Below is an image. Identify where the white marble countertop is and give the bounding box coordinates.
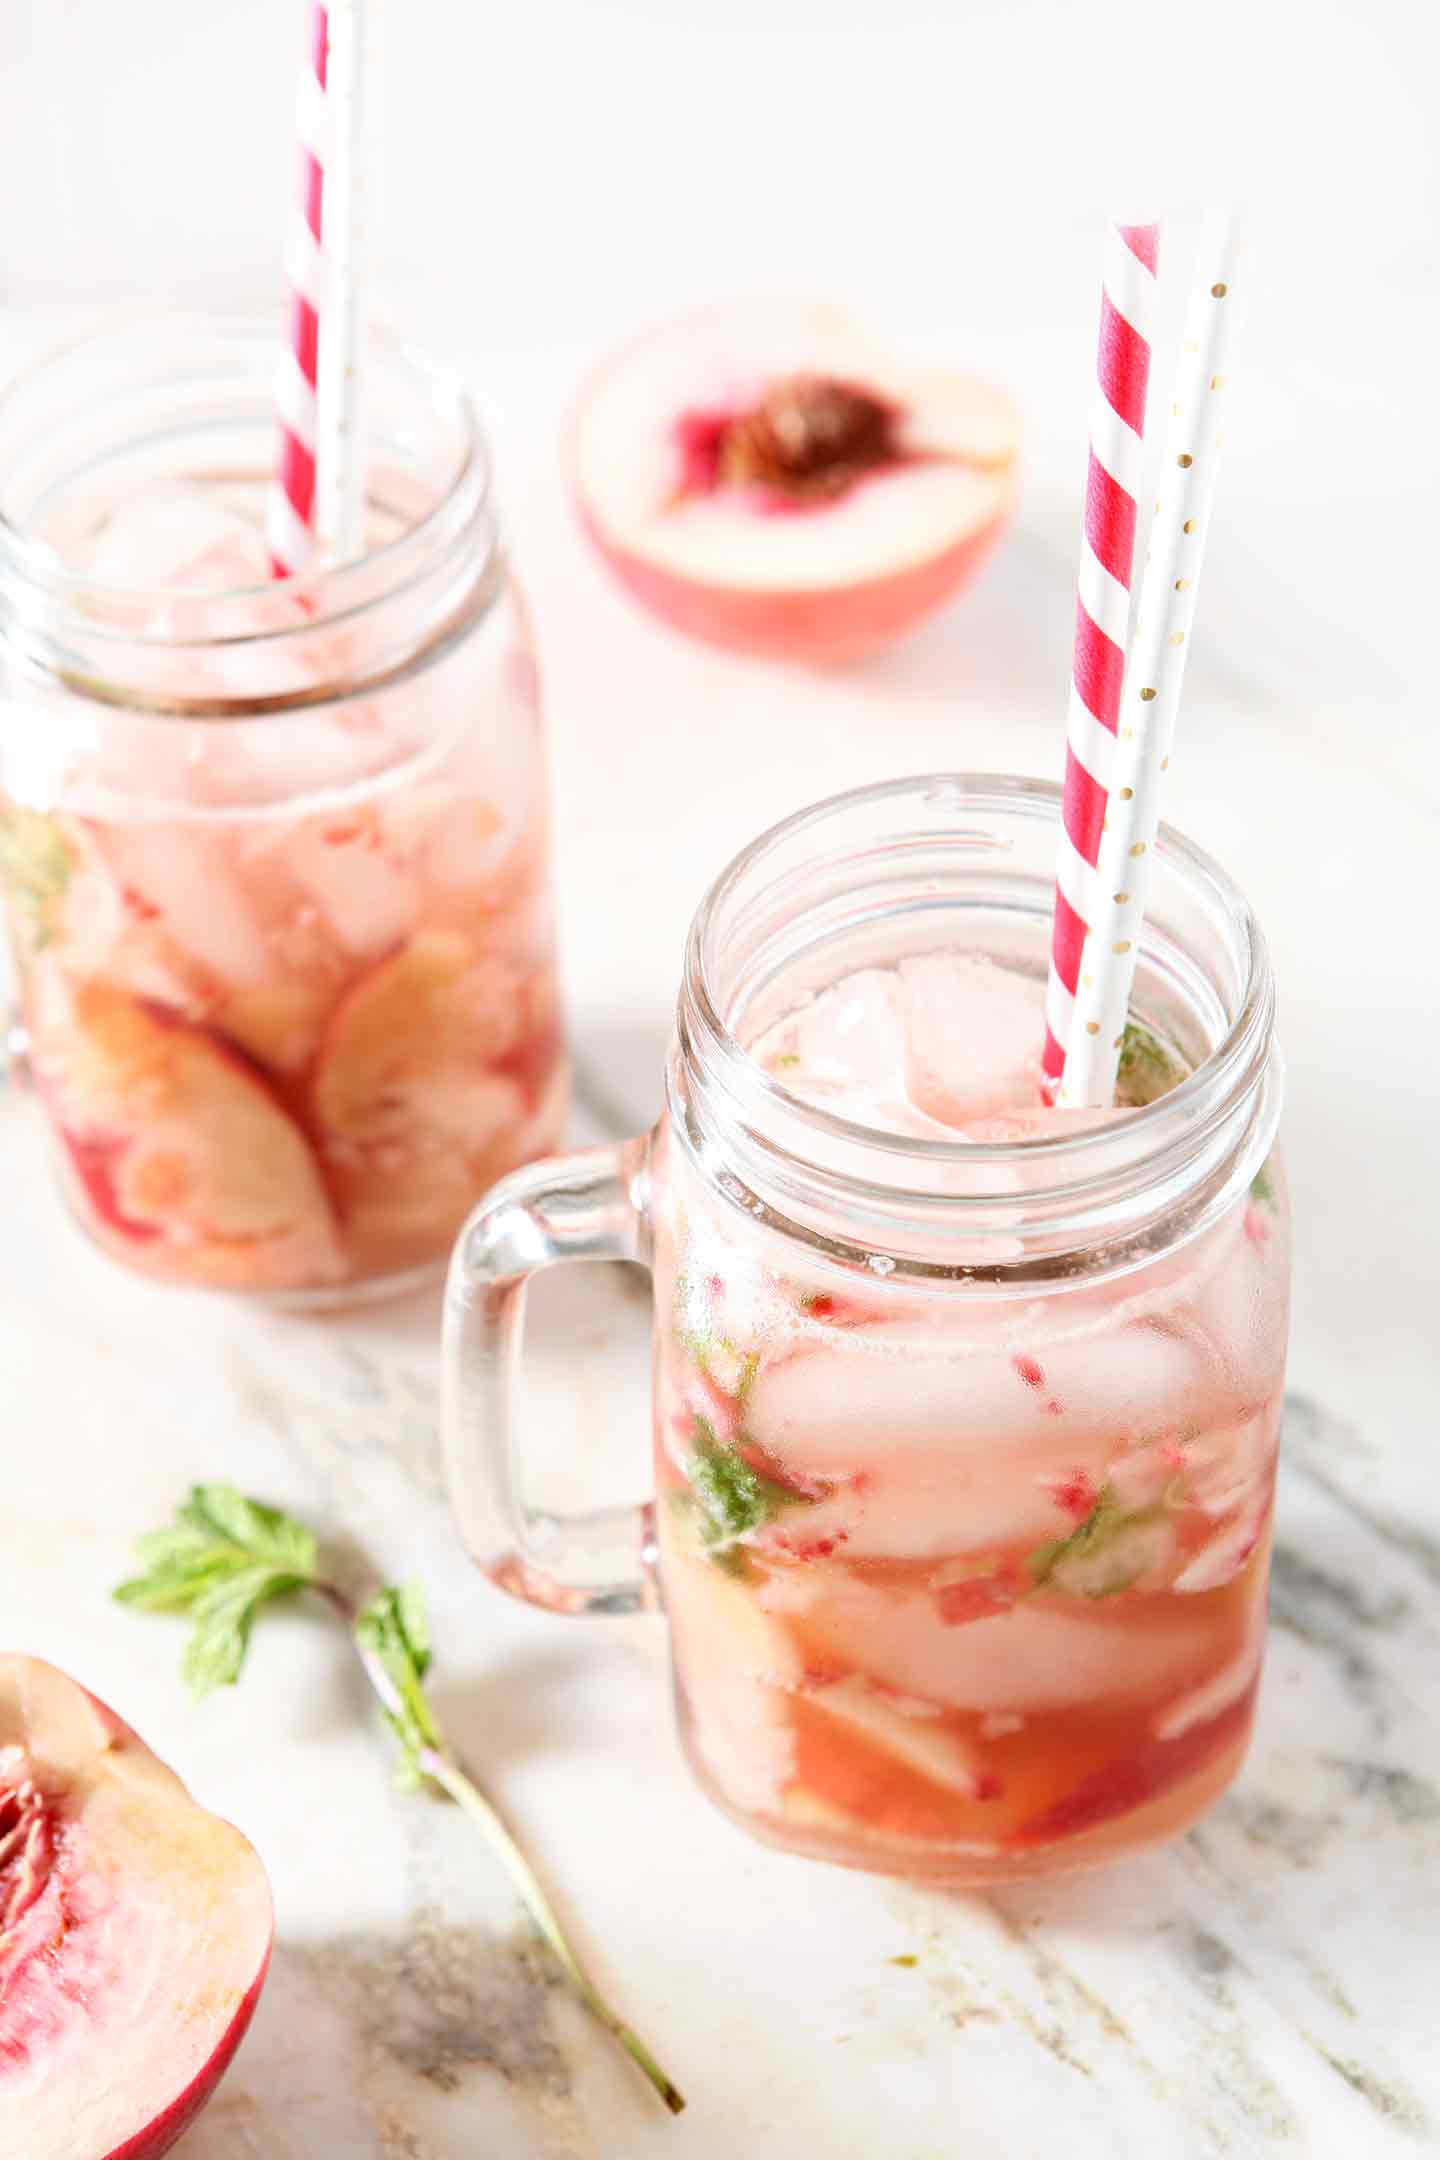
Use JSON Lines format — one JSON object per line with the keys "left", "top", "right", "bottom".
{"left": 3, "top": 7, "right": 1440, "bottom": 2145}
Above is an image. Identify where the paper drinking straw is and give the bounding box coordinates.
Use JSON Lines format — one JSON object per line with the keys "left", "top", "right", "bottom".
{"left": 1041, "top": 220, "right": 1160, "bottom": 1088}
{"left": 267, "top": 2, "right": 331, "bottom": 578}
{"left": 1056, "top": 211, "right": 1244, "bottom": 1106}
{"left": 314, "top": 0, "right": 373, "bottom": 562}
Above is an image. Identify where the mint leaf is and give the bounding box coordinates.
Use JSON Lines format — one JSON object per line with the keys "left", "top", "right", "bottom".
{"left": 1028, "top": 1485, "right": 1170, "bottom": 1598}
{"left": 181, "top": 1486, "right": 319, "bottom": 1574}
{"left": 1250, "top": 1160, "right": 1275, "bottom": 1207}
{"left": 684, "top": 1418, "right": 806, "bottom": 1565}
{"left": 114, "top": 1483, "right": 318, "bottom": 1696}
{"left": 0, "top": 804, "right": 74, "bottom": 948}
{"left": 1116, "top": 1022, "right": 1184, "bottom": 1107}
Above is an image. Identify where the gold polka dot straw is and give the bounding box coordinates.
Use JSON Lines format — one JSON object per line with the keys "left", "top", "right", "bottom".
{"left": 1057, "top": 211, "right": 1244, "bottom": 1108}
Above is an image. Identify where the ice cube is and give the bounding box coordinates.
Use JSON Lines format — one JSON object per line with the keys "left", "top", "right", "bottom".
{"left": 1182, "top": 1218, "right": 1287, "bottom": 1411}
{"left": 1032, "top": 1318, "right": 1217, "bottom": 1444}
{"left": 747, "top": 1313, "right": 1210, "bottom": 1476}
{"left": 797, "top": 1580, "right": 1216, "bottom": 1713}
{"left": 898, "top": 953, "right": 1046, "bottom": 1126}
{"left": 744, "top": 1310, "right": 1218, "bottom": 1558}
{"left": 747, "top": 968, "right": 918, "bottom": 1130}
{"left": 93, "top": 820, "right": 272, "bottom": 986}
{"left": 75, "top": 491, "right": 268, "bottom": 590}
{"left": 756, "top": 1464, "right": 1082, "bottom": 1560}
{"left": 267, "top": 821, "right": 417, "bottom": 960}
{"left": 59, "top": 832, "right": 203, "bottom": 1013}
{"left": 746, "top": 954, "right": 1056, "bottom": 1143}
{"left": 1180, "top": 1406, "right": 1271, "bottom": 1515}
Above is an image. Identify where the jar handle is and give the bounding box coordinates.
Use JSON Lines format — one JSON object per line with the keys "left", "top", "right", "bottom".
{"left": 442, "top": 1136, "right": 654, "bottom": 1616}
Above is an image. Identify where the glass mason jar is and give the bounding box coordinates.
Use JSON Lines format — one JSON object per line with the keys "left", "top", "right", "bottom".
{"left": 0, "top": 320, "right": 567, "bottom": 1300}
{"left": 444, "top": 776, "right": 1289, "bottom": 1884}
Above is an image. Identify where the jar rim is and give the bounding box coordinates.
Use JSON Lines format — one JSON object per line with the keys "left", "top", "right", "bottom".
{"left": 0, "top": 311, "right": 490, "bottom": 640}
{"left": 675, "top": 773, "right": 1277, "bottom": 1248}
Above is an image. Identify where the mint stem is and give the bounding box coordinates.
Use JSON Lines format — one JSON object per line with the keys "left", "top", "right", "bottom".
{"left": 313, "top": 1580, "right": 684, "bottom": 2114}
{"left": 421, "top": 1747, "right": 684, "bottom": 2113}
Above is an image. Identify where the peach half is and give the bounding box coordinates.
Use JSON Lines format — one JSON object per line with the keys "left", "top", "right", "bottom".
{"left": 572, "top": 300, "right": 1018, "bottom": 664}
{"left": 0, "top": 1654, "right": 272, "bottom": 2158}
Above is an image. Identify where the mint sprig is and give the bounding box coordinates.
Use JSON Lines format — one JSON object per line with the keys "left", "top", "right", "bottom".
{"left": 117, "top": 1486, "right": 684, "bottom": 2116}
{"left": 115, "top": 1487, "right": 318, "bottom": 1696}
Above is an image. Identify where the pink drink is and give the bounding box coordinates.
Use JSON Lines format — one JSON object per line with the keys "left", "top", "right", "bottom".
{"left": 0, "top": 326, "right": 567, "bottom": 1296}
{"left": 652, "top": 953, "right": 1287, "bottom": 1881}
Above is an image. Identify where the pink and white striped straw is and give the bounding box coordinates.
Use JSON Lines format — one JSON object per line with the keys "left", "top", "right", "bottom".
{"left": 1041, "top": 221, "right": 1160, "bottom": 1086}
{"left": 267, "top": 2, "right": 330, "bottom": 579}
{"left": 1058, "top": 212, "right": 1244, "bottom": 1106}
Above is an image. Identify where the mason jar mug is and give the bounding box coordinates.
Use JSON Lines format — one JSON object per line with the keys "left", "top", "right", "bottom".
{"left": 0, "top": 320, "right": 567, "bottom": 1299}
{"left": 444, "top": 776, "right": 1289, "bottom": 1884}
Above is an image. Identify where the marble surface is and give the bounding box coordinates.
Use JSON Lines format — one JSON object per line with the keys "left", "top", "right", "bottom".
{"left": 4, "top": 17, "right": 1440, "bottom": 2144}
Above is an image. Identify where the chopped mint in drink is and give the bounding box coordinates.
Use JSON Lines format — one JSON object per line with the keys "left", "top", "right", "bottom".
{"left": 0, "top": 805, "right": 74, "bottom": 948}
{"left": 673, "top": 1271, "right": 759, "bottom": 1400}
{"left": 1028, "top": 1485, "right": 1171, "bottom": 1598}
{"left": 695, "top": 1338, "right": 759, "bottom": 1403}
{"left": 672, "top": 1268, "right": 714, "bottom": 1360}
{"left": 684, "top": 1417, "right": 808, "bottom": 1567}
{"left": 1250, "top": 1160, "right": 1276, "bottom": 1207}
{"left": 773, "top": 1053, "right": 802, "bottom": 1071}
{"left": 1116, "top": 1022, "right": 1184, "bottom": 1107}
{"left": 730, "top": 1349, "right": 760, "bottom": 1402}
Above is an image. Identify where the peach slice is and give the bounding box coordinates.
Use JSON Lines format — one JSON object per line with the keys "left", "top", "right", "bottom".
{"left": 84, "top": 819, "right": 351, "bottom": 1075}
{"left": 573, "top": 299, "right": 1019, "bottom": 664}
{"left": 0, "top": 1654, "right": 272, "bottom": 2158}
{"left": 311, "top": 932, "right": 558, "bottom": 1253}
{"left": 29, "top": 974, "right": 344, "bottom": 1288}
{"left": 788, "top": 1680, "right": 1001, "bottom": 1846}
{"left": 1010, "top": 1678, "right": 1259, "bottom": 1846}
{"left": 662, "top": 1538, "right": 802, "bottom": 1815}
